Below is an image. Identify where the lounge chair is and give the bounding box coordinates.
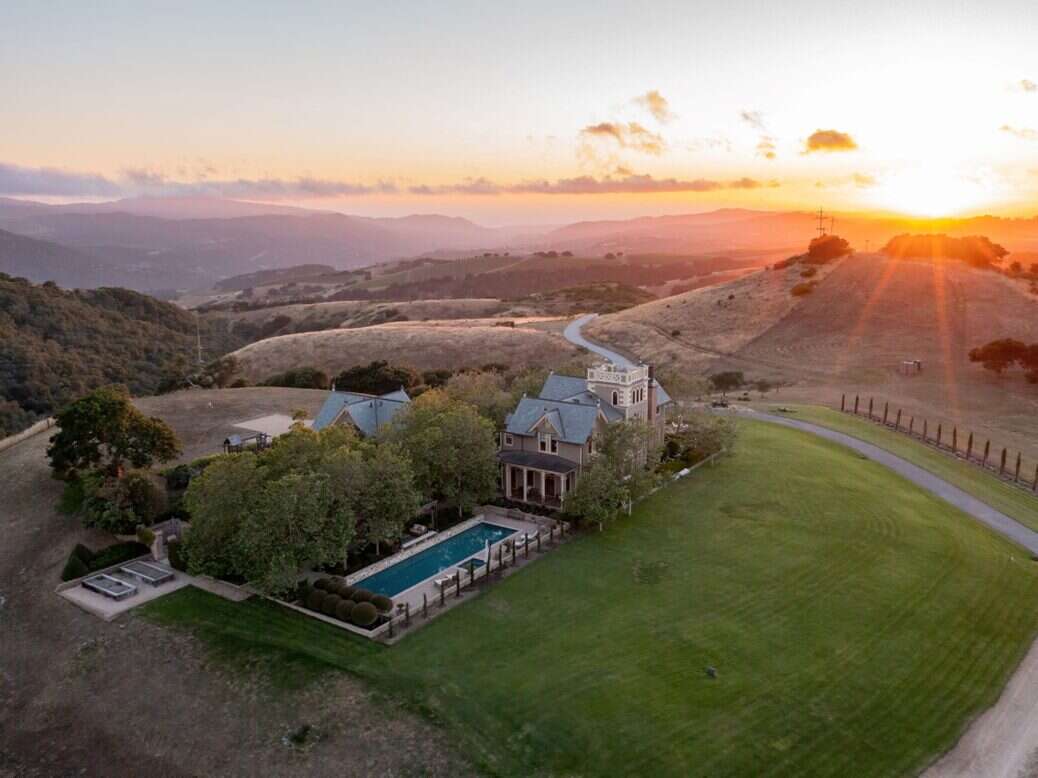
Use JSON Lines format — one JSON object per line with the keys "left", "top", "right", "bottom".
{"left": 82, "top": 574, "right": 137, "bottom": 601}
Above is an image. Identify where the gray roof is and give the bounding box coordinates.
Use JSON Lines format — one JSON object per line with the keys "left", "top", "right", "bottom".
{"left": 505, "top": 397, "right": 601, "bottom": 445}
{"left": 311, "top": 389, "right": 410, "bottom": 435}
{"left": 498, "top": 450, "right": 578, "bottom": 473}
{"left": 539, "top": 374, "right": 589, "bottom": 401}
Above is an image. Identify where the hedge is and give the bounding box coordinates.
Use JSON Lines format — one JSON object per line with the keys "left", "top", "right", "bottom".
{"left": 167, "top": 537, "right": 188, "bottom": 572}
{"left": 89, "top": 541, "right": 149, "bottom": 571}
{"left": 71, "top": 543, "right": 93, "bottom": 565}
{"left": 61, "top": 553, "right": 90, "bottom": 582}
{"left": 314, "top": 578, "right": 333, "bottom": 592}
{"left": 351, "top": 601, "right": 378, "bottom": 627}
{"left": 371, "top": 594, "right": 394, "bottom": 613}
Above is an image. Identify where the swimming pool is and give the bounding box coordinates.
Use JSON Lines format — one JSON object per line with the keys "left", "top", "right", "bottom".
{"left": 355, "top": 522, "right": 517, "bottom": 597}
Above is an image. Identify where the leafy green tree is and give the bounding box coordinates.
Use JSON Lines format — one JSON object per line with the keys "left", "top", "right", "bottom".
{"left": 563, "top": 460, "right": 627, "bottom": 531}
{"left": 596, "top": 420, "right": 660, "bottom": 500}
{"left": 386, "top": 390, "right": 498, "bottom": 520}
{"left": 445, "top": 370, "right": 514, "bottom": 425}
{"left": 968, "top": 338, "right": 1028, "bottom": 375}
{"left": 183, "top": 455, "right": 263, "bottom": 578}
{"left": 351, "top": 444, "right": 421, "bottom": 554}
{"left": 708, "top": 371, "right": 744, "bottom": 393}
{"left": 234, "top": 472, "right": 355, "bottom": 595}
{"left": 47, "top": 386, "right": 180, "bottom": 478}
{"left": 666, "top": 409, "right": 738, "bottom": 464}
{"left": 334, "top": 360, "right": 420, "bottom": 395}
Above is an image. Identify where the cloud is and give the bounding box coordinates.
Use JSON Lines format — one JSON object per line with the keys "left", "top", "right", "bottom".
{"left": 1000, "top": 124, "right": 1038, "bottom": 141}
{"left": 633, "top": 90, "right": 675, "bottom": 123}
{"left": 756, "top": 137, "right": 777, "bottom": 160}
{"left": 0, "top": 162, "right": 123, "bottom": 197}
{"left": 803, "top": 129, "right": 858, "bottom": 153}
{"left": 852, "top": 172, "right": 876, "bottom": 188}
{"left": 580, "top": 121, "right": 666, "bottom": 155}
{"left": 739, "top": 110, "right": 766, "bottom": 131}
{"left": 411, "top": 173, "right": 778, "bottom": 196}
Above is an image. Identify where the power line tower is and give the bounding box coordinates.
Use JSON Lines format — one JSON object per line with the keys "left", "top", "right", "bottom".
{"left": 829, "top": 215, "right": 835, "bottom": 235}
{"left": 816, "top": 208, "right": 827, "bottom": 238}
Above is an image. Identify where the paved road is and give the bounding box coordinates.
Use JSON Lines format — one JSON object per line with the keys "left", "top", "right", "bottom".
{"left": 563, "top": 314, "right": 637, "bottom": 367}
{"left": 744, "top": 409, "right": 1038, "bottom": 555}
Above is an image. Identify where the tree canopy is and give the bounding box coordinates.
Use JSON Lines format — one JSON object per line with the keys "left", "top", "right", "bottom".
{"left": 882, "top": 234, "right": 1008, "bottom": 269}
{"left": 969, "top": 338, "right": 1038, "bottom": 382}
{"left": 334, "top": 360, "right": 420, "bottom": 395}
{"left": 47, "top": 385, "right": 180, "bottom": 478}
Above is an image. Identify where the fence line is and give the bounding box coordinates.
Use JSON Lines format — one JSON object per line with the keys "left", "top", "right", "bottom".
{"left": 839, "top": 393, "right": 1038, "bottom": 496}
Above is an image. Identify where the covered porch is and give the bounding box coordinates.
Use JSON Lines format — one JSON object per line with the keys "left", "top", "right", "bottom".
{"left": 497, "top": 450, "right": 577, "bottom": 510}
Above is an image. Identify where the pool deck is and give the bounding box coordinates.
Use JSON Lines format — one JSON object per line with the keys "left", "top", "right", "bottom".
{"left": 338, "top": 513, "right": 544, "bottom": 612}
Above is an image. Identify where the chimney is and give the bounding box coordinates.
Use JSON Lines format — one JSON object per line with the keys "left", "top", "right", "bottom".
{"left": 646, "top": 365, "right": 657, "bottom": 422}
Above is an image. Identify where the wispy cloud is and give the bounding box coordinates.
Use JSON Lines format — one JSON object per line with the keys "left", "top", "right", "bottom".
{"left": 1000, "top": 124, "right": 1038, "bottom": 141}
{"left": 756, "top": 137, "right": 777, "bottom": 160}
{"left": 411, "top": 173, "right": 778, "bottom": 196}
{"left": 633, "top": 90, "right": 676, "bottom": 123}
{"left": 852, "top": 172, "right": 876, "bottom": 188}
{"left": 0, "top": 162, "right": 122, "bottom": 197}
{"left": 803, "top": 129, "right": 858, "bottom": 153}
{"left": 580, "top": 121, "right": 666, "bottom": 155}
{"left": 739, "top": 110, "right": 766, "bottom": 131}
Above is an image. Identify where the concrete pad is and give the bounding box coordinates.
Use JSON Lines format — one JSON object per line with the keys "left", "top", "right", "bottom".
{"left": 233, "top": 413, "right": 311, "bottom": 438}
{"left": 58, "top": 567, "right": 189, "bottom": 621}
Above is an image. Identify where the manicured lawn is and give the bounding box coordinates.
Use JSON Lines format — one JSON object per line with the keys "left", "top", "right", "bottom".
{"left": 142, "top": 421, "right": 1038, "bottom": 777}
{"left": 766, "top": 404, "right": 1038, "bottom": 533}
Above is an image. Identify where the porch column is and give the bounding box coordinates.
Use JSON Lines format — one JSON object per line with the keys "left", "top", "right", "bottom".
{"left": 540, "top": 470, "right": 545, "bottom": 500}
{"left": 505, "top": 465, "right": 512, "bottom": 499}
{"left": 522, "top": 467, "right": 528, "bottom": 502}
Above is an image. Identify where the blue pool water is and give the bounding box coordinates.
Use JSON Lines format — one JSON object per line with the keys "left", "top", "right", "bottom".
{"left": 356, "top": 522, "right": 516, "bottom": 597}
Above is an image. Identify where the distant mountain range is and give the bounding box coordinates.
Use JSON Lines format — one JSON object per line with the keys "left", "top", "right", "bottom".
{"left": 2, "top": 196, "right": 1038, "bottom": 294}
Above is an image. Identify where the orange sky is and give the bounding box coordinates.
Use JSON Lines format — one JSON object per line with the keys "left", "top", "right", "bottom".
{"left": 3, "top": 1, "right": 1038, "bottom": 223}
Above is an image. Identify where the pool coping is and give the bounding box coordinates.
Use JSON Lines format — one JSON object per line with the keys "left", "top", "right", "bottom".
{"left": 345, "top": 515, "right": 523, "bottom": 601}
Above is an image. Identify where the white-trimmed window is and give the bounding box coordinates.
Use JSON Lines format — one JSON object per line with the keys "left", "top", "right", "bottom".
{"left": 539, "top": 432, "right": 550, "bottom": 452}
{"left": 504, "top": 433, "right": 514, "bottom": 446}
{"left": 611, "top": 390, "right": 619, "bottom": 406}
{"left": 550, "top": 438, "right": 558, "bottom": 454}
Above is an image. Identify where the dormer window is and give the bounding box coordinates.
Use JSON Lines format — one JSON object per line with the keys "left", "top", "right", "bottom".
{"left": 550, "top": 438, "right": 558, "bottom": 454}
{"left": 539, "top": 432, "right": 552, "bottom": 452}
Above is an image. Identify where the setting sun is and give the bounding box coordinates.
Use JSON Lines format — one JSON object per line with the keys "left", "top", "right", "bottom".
{"left": 869, "top": 166, "right": 999, "bottom": 218}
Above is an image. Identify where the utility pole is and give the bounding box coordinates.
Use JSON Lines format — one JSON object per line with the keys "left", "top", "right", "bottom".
{"left": 816, "top": 208, "right": 827, "bottom": 238}
{"left": 195, "top": 312, "right": 204, "bottom": 366}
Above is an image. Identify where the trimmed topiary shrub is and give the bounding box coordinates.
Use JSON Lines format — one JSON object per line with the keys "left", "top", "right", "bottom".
{"left": 306, "top": 590, "right": 326, "bottom": 611}
{"left": 351, "top": 601, "right": 378, "bottom": 627}
{"left": 335, "top": 599, "right": 356, "bottom": 622}
{"left": 314, "top": 578, "right": 333, "bottom": 591}
{"left": 321, "top": 595, "right": 342, "bottom": 616}
{"left": 61, "top": 552, "right": 90, "bottom": 581}
{"left": 295, "top": 580, "right": 311, "bottom": 603}
{"left": 371, "top": 594, "right": 394, "bottom": 613}
{"left": 334, "top": 582, "right": 355, "bottom": 599}
{"left": 352, "top": 588, "right": 373, "bottom": 603}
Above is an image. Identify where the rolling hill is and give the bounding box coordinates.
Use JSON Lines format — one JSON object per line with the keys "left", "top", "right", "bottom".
{"left": 587, "top": 252, "right": 1038, "bottom": 459}
{"left": 226, "top": 319, "right": 585, "bottom": 382}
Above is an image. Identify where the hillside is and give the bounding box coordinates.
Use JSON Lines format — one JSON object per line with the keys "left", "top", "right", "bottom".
{"left": 0, "top": 228, "right": 128, "bottom": 288}
{"left": 588, "top": 252, "right": 1038, "bottom": 458}
{"left": 226, "top": 319, "right": 584, "bottom": 382}
{"left": 0, "top": 275, "right": 244, "bottom": 435}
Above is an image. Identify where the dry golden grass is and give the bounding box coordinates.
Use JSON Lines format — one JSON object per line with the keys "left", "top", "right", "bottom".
{"left": 228, "top": 319, "right": 584, "bottom": 381}
{"left": 588, "top": 253, "right": 1038, "bottom": 459}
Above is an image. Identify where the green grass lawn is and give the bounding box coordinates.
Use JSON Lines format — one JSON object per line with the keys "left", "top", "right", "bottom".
{"left": 763, "top": 404, "right": 1038, "bottom": 534}
{"left": 142, "top": 421, "right": 1038, "bottom": 777}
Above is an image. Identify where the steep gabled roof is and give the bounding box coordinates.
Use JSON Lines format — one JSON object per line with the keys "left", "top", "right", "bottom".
{"left": 311, "top": 389, "right": 410, "bottom": 435}
{"left": 505, "top": 397, "right": 601, "bottom": 445}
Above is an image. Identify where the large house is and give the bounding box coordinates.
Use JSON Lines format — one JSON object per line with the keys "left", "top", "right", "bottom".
{"left": 311, "top": 388, "right": 411, "bottom": 436}
{"left": 498, "top": 363, "right": 672, "bottom": 508}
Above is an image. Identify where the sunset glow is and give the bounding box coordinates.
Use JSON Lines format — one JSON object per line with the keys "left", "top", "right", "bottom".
{"left": 3, "top": 1, "right": 1038, "bottom": 222}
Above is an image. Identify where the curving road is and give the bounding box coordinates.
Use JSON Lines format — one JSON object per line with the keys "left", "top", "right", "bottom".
{"left": 563, "top": 314, "right": 637, "bottom": 367}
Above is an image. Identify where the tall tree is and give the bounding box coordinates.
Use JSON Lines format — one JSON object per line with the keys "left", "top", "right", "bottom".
{"left": 386, "top": 390, "right": 498, "bottom": 519}
{"left": 351, "top": 444, "right": 421, "bottom": 554}
{"left": 968, "top": 339, "right": 1027, "bottom": 375}
{"left": 235, "top": 472, "right": 355, "bottom": 595}
{"left": 47, "top": 385, "right": 180, "bottom": 478}
{"left": 563, "top": 460, "right": 627, "bottom": 531}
